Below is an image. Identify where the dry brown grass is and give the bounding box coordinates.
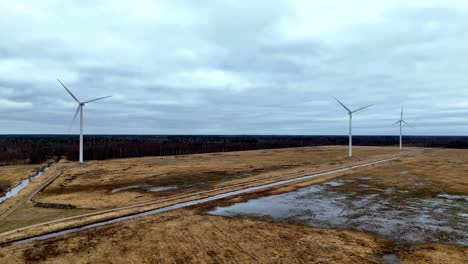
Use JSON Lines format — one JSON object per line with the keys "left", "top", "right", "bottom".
{"left": 0, "top": 148, "right": 466, "bottom": 263}
{"left": 333, "top": 148, "right": 468, "bottom": 197}
{"left": 0, "top": 202, "right": 98, "bottom": 234}
{"left": 1, "top": 210, "right": 464, "bottom": 264}
{"left": 0, "top": 146, "right": 407, "bottom": 240}
{"left": 398, "top": 243, "right": 468, "bottom": 264}
{"left": 0, "top": 161, "right": 66, "bottom": 223}
{"left": 0, "top": 164, "right": 43, "bottom": 196}
{"left": 35, "top": 146, "right": 403, "bottom": 208}
{"left": 0, "top": 209, "right": 391, "bottom": 264}
{"left": 217, "top": 148, "right": 468, "bottom": 203}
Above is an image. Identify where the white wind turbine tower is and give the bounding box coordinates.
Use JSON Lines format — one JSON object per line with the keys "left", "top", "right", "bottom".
{"left": 393, "top": 105, "right": 410, "bottom": 150}
{"left": 58, "top": 79, "right": 111, "bottom": 164}
{"left": 334, "top": 97, "right": 373, "bottom": 158}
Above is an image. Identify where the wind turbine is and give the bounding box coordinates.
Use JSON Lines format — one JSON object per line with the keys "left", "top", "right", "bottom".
{"left": 334, "top": 97, "right": 373, "bottom": 158}
{"left": 393, "top": 105, "right": 410, "bottom": 150}
{"left": 58, "top": 79, "right": 111, "bottom": 164}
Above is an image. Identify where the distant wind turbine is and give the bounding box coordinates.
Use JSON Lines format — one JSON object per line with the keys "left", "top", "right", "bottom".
{"left": 393, "top": 105, "right": 410, "bottom": 150}
{"left": 334, "top": 97, "right": 373, "bottom": 158}
{"left": 58, "top": 79, "right": 111, "bottom": 164}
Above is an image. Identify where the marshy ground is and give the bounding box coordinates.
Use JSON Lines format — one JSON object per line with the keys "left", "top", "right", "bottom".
{"left": 0, "top": 146, "right": 405, "bottom": 233}
{"left": 35, "top": 146, "right": 402, "bottom": 207}
{"left": 0, "top": 164, "right": 44, "bottom": 197}
{"left": 208, "top": 175, "right": 467, "bottom": 246}
{"left": 0, "top": 147, "right": 466, "bottom": 263}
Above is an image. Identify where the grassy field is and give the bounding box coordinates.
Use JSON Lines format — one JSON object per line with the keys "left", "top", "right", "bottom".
{"left": 0, "top": 203, "right": 98, "bottom": 234}
{"left": 0, "top": 209, "right": 392, "bottom": 263}
{"left": 1, "top": 147, "right": 466, "bottom": 263}
{"left": 0, "top": 209, "right": 465, "bottom": 264}
{"left": 205, "top": 148, "right": 466, "bottom": 202}
{"left": 34, "top": 146, "right": 403, "bottom": 209}
{"left": 195, "top": 148, "right": 468, "bottom": 262}
{"left": 0, "top": 146, "right": 406, "bottom": 235}
{"left": 335, "top": 148, "right": 468, "bottom": 196}
{"left": 0, "top": 164, "right": 43, "bottom": 196}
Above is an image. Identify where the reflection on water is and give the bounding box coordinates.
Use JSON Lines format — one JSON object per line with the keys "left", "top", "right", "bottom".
{"left": 382, "top": 253, "right": 401, "bottom": 264}
{"left": 111, "top": 184, "right": 177, "bottom": 193}
{"left": 0, "top": 165, "right": 52, "bottom": 204}
{"left": 208, "top": 180, "right": 468, "bottom": 246}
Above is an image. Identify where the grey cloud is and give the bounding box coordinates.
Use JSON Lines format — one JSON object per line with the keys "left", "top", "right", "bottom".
{"left": 0, "top": 1, "right": 467, "bottom": 135}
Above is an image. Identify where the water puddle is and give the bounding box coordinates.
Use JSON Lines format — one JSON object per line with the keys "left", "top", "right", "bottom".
{"left": 208, "top": 180, "right": 468, "bottom": 246}
{"left": 148, "top": 186, "right": 177, "bottom": 192}
{"left": 382, "top": 253, "right": 401, "bottom": 264}
{"left": 324, "top": 180, "right": 347, "bottom": 187}
{"left": 0, "top": 164, "right": 53, "bottom": 204}
{"left": 437, "top": 193, "right": 468, "bottom": 202}
{"left": 111, "top": 185, "right": 142, "bottom": 193}
{"left": 111, "top": 184, "right": 177, "bottom": 193}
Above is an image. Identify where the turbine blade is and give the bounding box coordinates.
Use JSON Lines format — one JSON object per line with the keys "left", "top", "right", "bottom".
{"left": 83, "top": 96, "right": 112, "bottom": 104}
{"left": 333, "top": 97, "right": 351, "bottom": 113}
{"left": 401, "top": 105, "right": 404, "bottom": 120}
{"left": 58, "top": 79, "right": 80, "bottom": 103}
{"left": 392, "top": 120, "right": 400, "bottom": 126}
{"left": 68, "top": 104, "right": 80, "bottom": 132}
{"left": 352, "top": 104, "right": 374, "bottom": 113}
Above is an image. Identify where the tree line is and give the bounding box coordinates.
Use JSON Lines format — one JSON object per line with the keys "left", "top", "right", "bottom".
{"left": 1, "top": 135, "right": 467, "bottom": 165}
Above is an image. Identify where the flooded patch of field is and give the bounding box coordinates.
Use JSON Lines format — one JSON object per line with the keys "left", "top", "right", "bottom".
{"left": 148, "top": 186, "right": 177, "bottom": 192}
{"left": 382, "top": 253, "right": 401, "bottom": 264}
{"left": 111, "top": 185, "right": 141, "bottom": 193}
{"left": 437, "top": 193, "right": 468, "bottom": 202}
{"left": 111, "top": 184, "right": 177, "bottom": 193}
{"left": 208, "top": 179, "right": 468, "bottom": 246}
{"left": 0, "top": 165, "right": 52, "bottom": 204}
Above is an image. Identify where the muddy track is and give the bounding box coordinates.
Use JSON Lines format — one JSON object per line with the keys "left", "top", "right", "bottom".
{"left": 0, "top": 150, "right": 426, "bottom": 247}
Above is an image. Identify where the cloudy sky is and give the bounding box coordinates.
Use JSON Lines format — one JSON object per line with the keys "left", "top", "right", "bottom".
{"left": 1, "top": 0, "right": 467, "bottom": 135}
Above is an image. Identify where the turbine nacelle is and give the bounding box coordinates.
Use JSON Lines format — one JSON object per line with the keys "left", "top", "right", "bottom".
{"left": 393, "top": 120, "right": 410, "bottom": 125}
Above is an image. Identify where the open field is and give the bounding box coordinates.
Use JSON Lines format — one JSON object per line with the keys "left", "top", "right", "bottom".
{"left": 336, "top": 148, "right": 468, "bottom": 196}
{"left": 0, "top": 203, "right": 98, "bottom": 234}
{"left": 207, "top": 163, "right": 467, "bottom": 245}
{"left": 201, "top": 148, "right": 468, "bottom": 262}
{"left": 0, "top": 147, "right": 466, "bottom": 263}
{"left": 0, "top": 146, "right": 410, "bottom": 237}
{"left": 0, "top": 164, "right": 44, "bottom": 196}
{"left": 199, "top": 148, "right": 467, "bottom": 203}
{"left": 0, "top": 209, "right": 465, "bottom": 264}
{"left": 34, "top": 146, "right": 405, "bottom": 209}
{"left": 0, "top": 162, "right": 68, "bottom": 230}
{"left": 0, "top": 209, "right": 396, "bottom": 263}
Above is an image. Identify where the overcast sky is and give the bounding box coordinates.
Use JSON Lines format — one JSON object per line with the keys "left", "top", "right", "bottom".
{"left": 1, "top": 0, "right": 467, "bottom": 135}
